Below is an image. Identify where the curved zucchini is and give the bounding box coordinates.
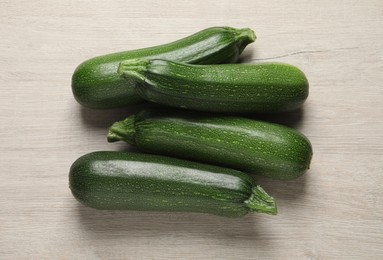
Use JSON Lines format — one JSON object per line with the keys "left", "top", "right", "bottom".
{"left": 108, "top": 110, "right": 313, "bottom": 180}
{"left": 118, "top": 59, "right": 308, "bottom": 113}
{"left": 72, "top": 27, "right": 256, "bottom": 108}
{"left": 69, "top": 151, "right": 276, "bottom": 217}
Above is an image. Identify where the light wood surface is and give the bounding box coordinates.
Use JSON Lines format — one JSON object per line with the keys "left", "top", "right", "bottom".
{"left": 1, "top": 1, "right": 383, "bottom": 259}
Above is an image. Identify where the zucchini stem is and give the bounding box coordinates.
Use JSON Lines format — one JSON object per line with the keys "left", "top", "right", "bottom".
{"left": 229, "top": 27, "right": 256, "bottom": 53}
{"left": 107, "top": 116, "right": 136, "bottom": 144}
{"left": 245, "top": 185, "right": 277, "bottom": 215}
{"left": 118, "top": 59, "right": 149, "bottom": 82}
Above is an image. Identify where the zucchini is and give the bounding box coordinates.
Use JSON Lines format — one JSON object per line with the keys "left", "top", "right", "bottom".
{"left": 69, "top": 151, "right": 276, "bottom": 217}
{"left": 118, "top": 59, "right": 309, "bottom": 113}
{"left": 72, "top": 27, "right": 256, "bottom": 108}
{"left": 108, "top": 110, "right": 313, "bottom": 180}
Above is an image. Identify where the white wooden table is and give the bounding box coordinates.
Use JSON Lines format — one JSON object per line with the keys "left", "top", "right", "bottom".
{"left": 1, "top": 1, "right": 383, "bottom": 259}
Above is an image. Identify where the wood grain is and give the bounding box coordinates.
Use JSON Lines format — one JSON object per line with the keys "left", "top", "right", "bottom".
{"left": 1, "top": 0, "right": 383, "bottom": 259}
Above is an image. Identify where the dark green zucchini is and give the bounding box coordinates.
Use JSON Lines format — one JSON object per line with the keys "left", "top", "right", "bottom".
{"left": 118, "top": 59, "right": 309, "bottom": 113}
{"left": 108, "top": 110, "right": 313, "bottom": 180}
{"left": 69, "top": 151, "right": 276, "bottom": 217}
{"left": 72, "top": 27, "right": 255, "bottom": 108}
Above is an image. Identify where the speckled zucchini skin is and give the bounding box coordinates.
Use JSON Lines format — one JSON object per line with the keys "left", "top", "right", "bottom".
{"left": 69, "top": 151, "right": 276, "bottom": 217}
{"left": 118, "top": 59, "right": 309, "bottom": 113}
{"left": 108, "top": 110, "right": 313, "bottom": 180}
{"left": 72, "top": 27, "right": 255, "bottom": 108}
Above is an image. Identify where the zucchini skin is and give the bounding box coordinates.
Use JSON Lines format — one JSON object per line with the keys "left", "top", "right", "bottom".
{"left": 108, "top": 110, "right": 313, "bottom": 180}
{"left": 118, "top": 59, "right": 309, "bottom": 113}
{"left": 72, "top": 27, "right": 255, "bottom": 108}
{"left": 69, "top": 151, "right": 276, "bottom": 217}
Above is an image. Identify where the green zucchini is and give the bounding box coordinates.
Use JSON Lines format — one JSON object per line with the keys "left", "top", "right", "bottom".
{"left": 118, "top": 59, "right": 309, "bottom": 113}
{"left": 72, "top": 27, "right": 256, "bottom": 108}
{"left": 69, "top": 151, "right": 276, "bottom": 217}
{"left": 108, "top": 110, "right": 313, "bottom": 180}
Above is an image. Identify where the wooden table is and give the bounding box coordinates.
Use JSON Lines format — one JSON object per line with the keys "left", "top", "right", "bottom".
{"left": 1, "top": 1, "right": 382, "bottom": 259}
